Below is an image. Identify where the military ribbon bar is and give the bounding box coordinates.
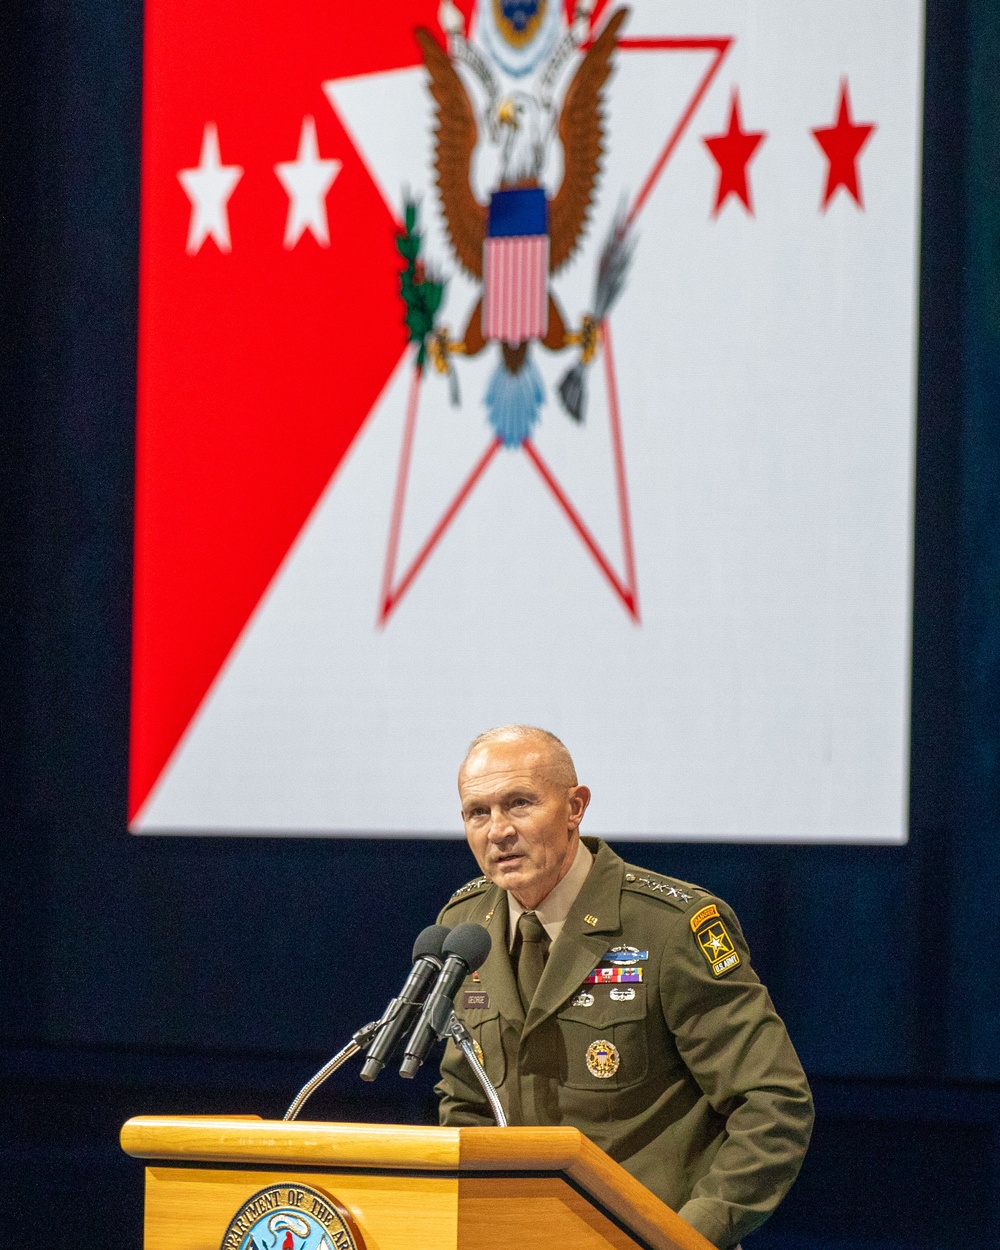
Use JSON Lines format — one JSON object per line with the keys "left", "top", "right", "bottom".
{"left": 584, "top": 967, "right": 644, "bottom": 984}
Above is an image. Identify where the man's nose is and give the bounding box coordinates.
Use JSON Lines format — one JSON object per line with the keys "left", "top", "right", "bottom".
{"left": 487, "top": 810, "right": 515, "bottom": 842}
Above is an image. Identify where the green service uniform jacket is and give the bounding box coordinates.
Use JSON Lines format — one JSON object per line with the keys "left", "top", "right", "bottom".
{"left": 435, "top": 838, "right": 814, "bottom": 1250}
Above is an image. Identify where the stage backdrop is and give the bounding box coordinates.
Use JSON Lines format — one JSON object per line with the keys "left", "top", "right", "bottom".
{"left": 130, "top": 0, "right": 924, "bottom": 840}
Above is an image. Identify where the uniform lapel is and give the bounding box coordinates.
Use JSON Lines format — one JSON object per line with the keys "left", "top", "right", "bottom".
{"left": 523, "top": 841, "right": 624, "bottom": 1037}
{"left": 477, "top": 890, "right": 524, "bottom": 1026}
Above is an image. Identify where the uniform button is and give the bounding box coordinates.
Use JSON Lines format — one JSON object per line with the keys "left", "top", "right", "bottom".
{"left": 625, "top": 873, "right": 636, "bottom": 882}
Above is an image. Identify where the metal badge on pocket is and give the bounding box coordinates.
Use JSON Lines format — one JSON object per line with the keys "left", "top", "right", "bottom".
{"left": 585, "top": 1039, "right": 620, "bottom": 1079}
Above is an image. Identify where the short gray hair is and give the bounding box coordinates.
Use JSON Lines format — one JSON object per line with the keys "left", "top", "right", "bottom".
{"left": 463, "top": 724, "right": 578, "bottom": 786}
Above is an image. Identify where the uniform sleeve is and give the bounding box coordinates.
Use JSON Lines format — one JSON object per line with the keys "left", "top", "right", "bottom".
{"left": 660, "top": 898, "right": 814, "bottom": 1250}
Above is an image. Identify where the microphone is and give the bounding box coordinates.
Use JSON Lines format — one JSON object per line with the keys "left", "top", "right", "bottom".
{"left": 359, "top": 924, "right": 451, "bottom": 1081}
{"left": 399, "top": 922, "right": 492, "bottom": 1079}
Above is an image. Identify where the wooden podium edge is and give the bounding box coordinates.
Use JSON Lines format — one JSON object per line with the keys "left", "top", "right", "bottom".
{"left": 121, "top": 1117, "right": 463, "bottom": 1169}
{"left": 458, "top": 1127, "right": 714, "bottom": 1250}
{"left": 121, "top": 1118, "right": 715, "bottom": 1250}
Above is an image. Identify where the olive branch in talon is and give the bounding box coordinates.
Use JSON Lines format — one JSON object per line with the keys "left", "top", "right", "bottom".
{"left": 396, "top": 196, "right": 461, "bottom": 404}
{"left": 558, "top": 206, "right": 637, "bottom": 423}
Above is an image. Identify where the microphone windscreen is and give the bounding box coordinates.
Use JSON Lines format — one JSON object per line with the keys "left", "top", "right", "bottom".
{"left": 442, "top": 922, "right": 491, "bottom": 972}
{"left": 412, "top": 924, "right": 451, "bottom": 963}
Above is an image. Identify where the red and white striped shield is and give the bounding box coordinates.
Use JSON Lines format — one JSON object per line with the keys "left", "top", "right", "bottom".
{"left": 482, "top": 187, "right": 549, "bottom": 342}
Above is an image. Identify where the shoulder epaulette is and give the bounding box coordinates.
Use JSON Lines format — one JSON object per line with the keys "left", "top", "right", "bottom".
{"left": 447, "top": 875, "right": 490, "bottom": 901}
{"left": 622, "top": 868, "right": 705, "bottom": 912}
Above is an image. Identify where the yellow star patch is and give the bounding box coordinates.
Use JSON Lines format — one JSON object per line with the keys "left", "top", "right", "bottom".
{"left": 696, "top": 920, "right": 741, "bottom": 977}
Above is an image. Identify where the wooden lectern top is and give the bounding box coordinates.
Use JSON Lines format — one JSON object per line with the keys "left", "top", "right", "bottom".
{"left": 122, "top": 1117, "right": 715, "bottom": 1250}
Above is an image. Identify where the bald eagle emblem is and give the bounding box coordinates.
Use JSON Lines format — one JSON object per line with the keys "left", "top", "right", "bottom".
{"left": 399, "top": 1, "right": 635, "bottom": 446}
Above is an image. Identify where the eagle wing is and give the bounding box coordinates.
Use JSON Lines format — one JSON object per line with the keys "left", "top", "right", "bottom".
{"left": 548, "top": 7, "right": 629, "bottom": 275}
{"left": 415, "top": 28, "right": 488, "bottom": 280}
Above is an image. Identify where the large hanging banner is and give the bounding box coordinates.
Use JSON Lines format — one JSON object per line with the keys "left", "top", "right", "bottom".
{"left": 131, "top": 0, "right": 923, "bottom": 840}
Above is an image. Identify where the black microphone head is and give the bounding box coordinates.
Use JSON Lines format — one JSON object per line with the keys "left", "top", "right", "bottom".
{"left": 442, "top": 922, "right": 491, "bottom": 973}
{"left": 412, "top": 924, "right": 450, "bottom": 962}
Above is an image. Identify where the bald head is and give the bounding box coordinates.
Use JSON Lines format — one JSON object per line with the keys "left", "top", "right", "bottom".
{"left": 461, "top": 725, "right": 578, "bottom": 789}
{"left": 458, "top": 726, "right": 591, "bottom": 908}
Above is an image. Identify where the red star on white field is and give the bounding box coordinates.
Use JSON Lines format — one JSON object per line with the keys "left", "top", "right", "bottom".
{"left": 344, "top": 33, "right": 738, "bottom": 627}
{"left": 703, "top": 88, "right": 766, "bottom": 216}
{"left": 812, "top": 79, "right": 877, "bottom": 210}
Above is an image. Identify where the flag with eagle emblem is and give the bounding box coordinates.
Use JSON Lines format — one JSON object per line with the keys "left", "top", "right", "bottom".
{"left": 130, "top": 0, "right": 924, "bottom": 842}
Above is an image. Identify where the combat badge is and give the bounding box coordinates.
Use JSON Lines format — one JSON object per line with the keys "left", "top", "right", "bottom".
{"left": 585, "top": 1039, "right": 620, "bottom": 1079}
{"left": 696, "top": 920, "right": 741, "bottom": 977}
{"left": 609, "top": 986, "right": 635, "bottom": 1001}
{"left": 602, "top": 945, "right": 649, "bottom": 965}
{"left": 220, "top": 1183, "right": 364, "bottom": 1250}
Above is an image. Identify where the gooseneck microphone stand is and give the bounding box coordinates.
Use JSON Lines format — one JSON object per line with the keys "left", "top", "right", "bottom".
{"left": 443, "top": 1013, "right": 507, "bottom": 1127}
{"left": 283, "top": 1018, "right": 381, "bottom": 1121}
{"left": 282, "top": 1014, "right": 508, "bottom": 1126}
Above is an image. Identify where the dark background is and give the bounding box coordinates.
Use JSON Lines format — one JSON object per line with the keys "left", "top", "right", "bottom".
{"left": 2, "top": 1, "right": 998, "bottom": 1247}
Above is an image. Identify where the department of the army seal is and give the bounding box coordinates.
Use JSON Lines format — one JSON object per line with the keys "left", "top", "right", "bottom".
{"left": 220, "top": 1182, "right": 365, "bottom": 1250}
{"left": 585, "top": 1039, "right": 620, "bottom": 1079}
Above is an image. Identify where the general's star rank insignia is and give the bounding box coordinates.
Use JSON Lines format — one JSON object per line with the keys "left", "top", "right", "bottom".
{"left": 696, "top": 919, "right": 741, "bottom": 977}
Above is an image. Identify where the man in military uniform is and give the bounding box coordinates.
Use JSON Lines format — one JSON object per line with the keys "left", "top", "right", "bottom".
{"left": 436, "top": 725, "right": 813, "bottom": 1250}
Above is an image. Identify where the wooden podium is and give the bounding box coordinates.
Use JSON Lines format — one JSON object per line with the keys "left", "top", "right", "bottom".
{"left": 121, "top": 1117, "right": 716, "bottom": 1250}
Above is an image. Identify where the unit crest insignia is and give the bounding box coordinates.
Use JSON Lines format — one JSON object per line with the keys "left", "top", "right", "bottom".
{"left": 585, "top": 1039, "right": 620, "bottom": 1078}
{"left": 220, "top": 1183, "right": 364, "bottom": 1250}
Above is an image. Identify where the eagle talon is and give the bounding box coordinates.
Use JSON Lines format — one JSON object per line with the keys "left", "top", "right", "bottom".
{"left": 567, "top": 315, "right": 600, "bottom": 364}
{"left": 427, "top": 327, "right": 455, "bottom": 373}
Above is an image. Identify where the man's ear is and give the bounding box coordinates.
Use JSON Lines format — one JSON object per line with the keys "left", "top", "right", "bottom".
{"left": 567, "top": 785, "right": 591, "bottom": 830}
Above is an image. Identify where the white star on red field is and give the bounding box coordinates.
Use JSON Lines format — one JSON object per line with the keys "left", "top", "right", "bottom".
{"left": 178, "top": 122, "right": 243, "bottom": 254}
{"left": 274, "top": 115, "right": 342, "bottom": 248}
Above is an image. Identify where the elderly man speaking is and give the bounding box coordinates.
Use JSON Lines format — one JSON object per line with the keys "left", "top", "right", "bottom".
{"left": 435, "top": 725, "right": 813, "bottom": 1250}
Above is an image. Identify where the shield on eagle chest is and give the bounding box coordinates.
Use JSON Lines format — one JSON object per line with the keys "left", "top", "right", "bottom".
{"left": 483, "top": 187, "right": 550, "bottom": 343}
{"left": 494, "top": 0, "right": 548, "bottom": 48}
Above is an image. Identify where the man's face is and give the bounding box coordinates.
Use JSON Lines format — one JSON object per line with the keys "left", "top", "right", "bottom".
{"left": 458, "top": 737, "right": 591, "bottom": 910}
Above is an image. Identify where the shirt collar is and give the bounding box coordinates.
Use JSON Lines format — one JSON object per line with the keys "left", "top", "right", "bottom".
{"left": 507, "top": 838, "right": 594, "bottom": 949}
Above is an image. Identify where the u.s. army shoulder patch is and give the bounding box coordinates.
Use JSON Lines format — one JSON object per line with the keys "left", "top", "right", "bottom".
{"left": 695, "top": 918, "right": 741, "bottom": 977}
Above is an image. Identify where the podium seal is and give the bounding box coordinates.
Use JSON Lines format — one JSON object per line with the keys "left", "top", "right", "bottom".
{"left": 221, "top": 1182, "right": 364, "bottom": 1250}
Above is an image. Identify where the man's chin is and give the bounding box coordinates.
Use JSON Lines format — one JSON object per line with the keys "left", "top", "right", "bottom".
{"left": 488, "top": 859, "right": 529, "bottom": 888}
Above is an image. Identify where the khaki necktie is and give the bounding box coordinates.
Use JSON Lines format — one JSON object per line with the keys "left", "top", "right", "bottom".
{"left": 515, "top": 911, "right": 549, "bottom": 1011}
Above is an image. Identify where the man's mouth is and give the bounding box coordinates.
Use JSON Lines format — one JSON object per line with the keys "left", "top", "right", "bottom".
{"left": 494, "top": 852, "right": 523, "bottom": 869}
